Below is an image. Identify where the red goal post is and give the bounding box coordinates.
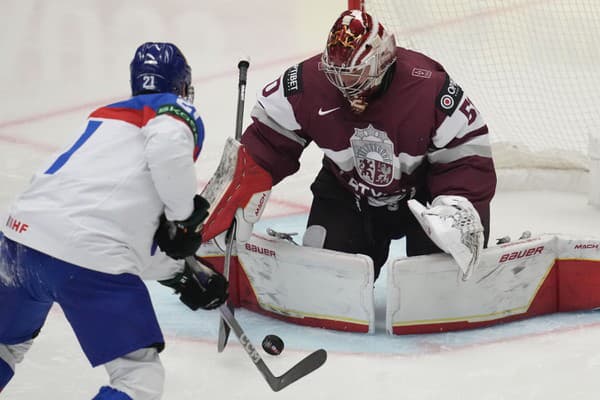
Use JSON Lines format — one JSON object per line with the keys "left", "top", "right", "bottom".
{"left": 348, "top": 0, "right": 600, "bottom": 202}
{"left": 348, "top": 0, "right": 365, "bottom": 10}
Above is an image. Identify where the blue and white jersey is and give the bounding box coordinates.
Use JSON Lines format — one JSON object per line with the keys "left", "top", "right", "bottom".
{"left": 2, "top": 93, "right": 204, "bottom": 278}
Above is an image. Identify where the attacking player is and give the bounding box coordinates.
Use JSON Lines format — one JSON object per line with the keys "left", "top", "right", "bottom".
{"left": 201, "top": 9, "right": 496, "bottom": 281}
{"left": 0, "top": 42, "right": 227, "bottom": 399}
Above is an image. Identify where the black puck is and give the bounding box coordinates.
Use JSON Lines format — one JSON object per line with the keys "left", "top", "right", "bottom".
{"left": 261, "top": 334, "right": 284, "bottom": 355}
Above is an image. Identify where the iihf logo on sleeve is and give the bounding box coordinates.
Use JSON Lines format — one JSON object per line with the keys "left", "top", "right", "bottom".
{"left": 5, "top": 215, "right": 29, "bottom": 233}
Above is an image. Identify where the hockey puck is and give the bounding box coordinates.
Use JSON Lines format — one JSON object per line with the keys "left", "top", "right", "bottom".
{"left": 262, "top": 334, "right": 284, "bottom": 356}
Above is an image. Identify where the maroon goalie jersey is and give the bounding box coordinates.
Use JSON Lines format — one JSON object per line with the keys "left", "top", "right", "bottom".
{"left": 241, "top": 47, "right": 496, "bottom": 222}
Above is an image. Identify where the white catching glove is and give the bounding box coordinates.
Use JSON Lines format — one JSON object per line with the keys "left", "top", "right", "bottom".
{"left": 408, "top": 195, "right": 484, "bottom": 281}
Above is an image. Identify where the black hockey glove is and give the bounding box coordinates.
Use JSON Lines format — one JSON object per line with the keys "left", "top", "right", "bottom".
{"left": 154, "top": 195, "right": 210, "bottom": 259}
{"left": 158, "top": 258, "right": 228, "bottom": 310}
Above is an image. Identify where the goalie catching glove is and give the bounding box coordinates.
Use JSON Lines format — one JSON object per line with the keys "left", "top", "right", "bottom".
{"left": 408, "top": 195, "right": 484, "bottom": 281}
{"left": 154, "top": 195, "right": 210, "bottom": 259}
{"left": 158, "top": 257, "right": 228, "bottom": 310}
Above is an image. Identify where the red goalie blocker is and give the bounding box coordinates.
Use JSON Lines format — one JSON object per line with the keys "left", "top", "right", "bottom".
{"left": 200, "top": 138, "right": 273, "bottom": 243}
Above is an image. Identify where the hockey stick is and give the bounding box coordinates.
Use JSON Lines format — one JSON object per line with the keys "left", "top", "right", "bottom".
{"left": 186, "top": 257, "right": 328, "bottom": 392}
{"left": 217, "top": 59, "right": 250, "bottom": 352}
{"left": 217, "top": 219, "right": 235, "bottom": 351}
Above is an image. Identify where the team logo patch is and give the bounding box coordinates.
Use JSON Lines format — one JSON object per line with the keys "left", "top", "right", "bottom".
{"left": 283, "top": 63, "right": 303, "bottom": 97}
{"left": 411, "top": 67, "right": 432, "bottom": 78}
{"left": 350, "top": 124, "right": 394, "bottom": 187}
{"left": 436, "top": 75, "right": 463, "bottom": 116}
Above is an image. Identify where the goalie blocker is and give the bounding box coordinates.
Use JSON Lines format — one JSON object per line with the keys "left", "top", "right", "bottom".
{"left": 200, "top": 137, "right": 272, "bottom": 244}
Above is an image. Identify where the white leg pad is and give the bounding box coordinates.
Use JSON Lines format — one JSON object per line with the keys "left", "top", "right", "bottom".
{"left": 103, "top": 348, "right": 164, "bottom": 400}
{"left": 387, "top": 235, "right": 557, "bottom": 334}
{"left": 386, "top": 233, "right": 600, "bottom": 335}
{"left": 238, "top": 233, "right": 375, "bottom": 332}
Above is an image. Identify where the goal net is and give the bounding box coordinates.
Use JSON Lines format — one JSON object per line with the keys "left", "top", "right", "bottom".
{"left": 349, "top": 0, "right": 600, "bottom": 193}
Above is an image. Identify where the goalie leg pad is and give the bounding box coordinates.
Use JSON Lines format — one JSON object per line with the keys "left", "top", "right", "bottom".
{"left": 387, "top": 233, "right": 600, "bottom": 334}
{"left": 387, "top": 235, "right": 557, "bottom": 335}
{"left": 237, "top": 234, "right": 375, "bottom": 332}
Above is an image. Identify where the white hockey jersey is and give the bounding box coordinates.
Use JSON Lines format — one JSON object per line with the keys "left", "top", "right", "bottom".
{"left": 2, "top": 93, "right": 203, "bottom": 279}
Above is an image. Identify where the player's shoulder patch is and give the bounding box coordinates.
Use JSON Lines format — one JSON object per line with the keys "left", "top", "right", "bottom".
{"left": 436, "top": 74, "right": 464, "bottom": 116}
{"left": 411, "top": 67, "right": 432, "bottom": 79}
{"left": 282, "top": 63, "right": 303, "bottom": 97}
{"left": 156, "top": 101, "right": 200, "bottom": 144}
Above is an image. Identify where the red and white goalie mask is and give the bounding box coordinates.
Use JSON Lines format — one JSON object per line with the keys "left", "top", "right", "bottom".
{"left": 319, "top": 10, "right": 396, "bottom": 103}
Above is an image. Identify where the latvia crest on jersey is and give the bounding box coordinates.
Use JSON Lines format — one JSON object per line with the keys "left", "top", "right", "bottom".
{"left": 350, "top": 124, "right": 394, "bottom": 187}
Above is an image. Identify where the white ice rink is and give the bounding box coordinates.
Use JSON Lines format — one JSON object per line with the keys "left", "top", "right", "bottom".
{"left": 2, "top": 1, "right": 600, "bottom": 399}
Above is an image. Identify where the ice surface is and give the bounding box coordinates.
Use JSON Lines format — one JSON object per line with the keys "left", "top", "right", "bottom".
{"left": 2, "top": 1, "right": 600, "bottom": 399}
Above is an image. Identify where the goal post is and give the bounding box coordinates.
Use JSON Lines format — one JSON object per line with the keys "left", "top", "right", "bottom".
{"left": 348, "top": 0, "right": 600, "bottom": 199}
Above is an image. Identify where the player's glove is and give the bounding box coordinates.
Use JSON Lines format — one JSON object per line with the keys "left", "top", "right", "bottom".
{"left": 408, "top": 195, "right": 484, "bottom": 281}
{"left": 154, "top": 195, "right": 210, "bottom": 259}
{"left": 158, "top": 257, "right": 228, "bottom": 310}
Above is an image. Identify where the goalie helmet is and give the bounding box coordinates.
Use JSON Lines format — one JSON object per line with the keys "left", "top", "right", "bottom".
{"left": 320, "top": 10, "right": 396, "bottom": 102}
{"left": 130, "top": 42, "right": 194, "bottom": 102}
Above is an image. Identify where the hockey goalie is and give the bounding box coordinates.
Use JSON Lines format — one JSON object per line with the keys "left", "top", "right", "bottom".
{"left": 196, "top": 9, "right": 496, "bottom": 333}
{"left": 198, "top": 136, "right": 600, "bottom": 335}
{"left": 195, "top": 9, "right": 600, "bottom": 334}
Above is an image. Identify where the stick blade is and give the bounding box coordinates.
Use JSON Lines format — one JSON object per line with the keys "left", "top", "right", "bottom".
{"left": 268, "top": 349, "right": 328, "bottom": 392}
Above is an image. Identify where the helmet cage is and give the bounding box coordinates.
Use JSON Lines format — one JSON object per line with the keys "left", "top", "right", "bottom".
{"left": 319, "top": 10, "right": 396, "bottom": 100}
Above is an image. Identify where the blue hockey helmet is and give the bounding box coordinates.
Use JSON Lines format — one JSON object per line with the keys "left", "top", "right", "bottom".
{"left": 130, "top": 42, "right": 194, "bottom": 102}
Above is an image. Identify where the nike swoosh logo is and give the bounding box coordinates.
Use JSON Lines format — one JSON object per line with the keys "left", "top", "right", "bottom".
{"left": 318, "top": 106, "right": 341, "bottom": 116}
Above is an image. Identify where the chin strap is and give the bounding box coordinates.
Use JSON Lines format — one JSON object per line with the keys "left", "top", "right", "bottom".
{"left": 346, "top": 63, "right": 395, "bottom": 114}
{"left": 349, "top": 97, "right": 368, "bottom": 113}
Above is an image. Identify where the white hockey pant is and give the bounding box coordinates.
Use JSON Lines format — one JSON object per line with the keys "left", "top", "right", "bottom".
{"left": 104, "top": 348, "right": 165, "bottom": 400}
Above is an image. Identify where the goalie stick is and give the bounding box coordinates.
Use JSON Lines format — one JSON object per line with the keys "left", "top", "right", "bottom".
{"left": 217, "top": 219, "right": 235, "bottom": 352}
{"left": 186, "top": 256, "right": 328, "bottom": 392}
{"left": 217, "top": 59, "right": 250, "bottom": 352}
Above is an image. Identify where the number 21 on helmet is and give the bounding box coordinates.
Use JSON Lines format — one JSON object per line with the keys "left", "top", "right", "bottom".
{"left": 130, "top": 42, "right": 195, "bottom": 103}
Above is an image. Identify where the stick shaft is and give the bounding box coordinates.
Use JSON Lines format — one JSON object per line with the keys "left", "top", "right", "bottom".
{"left": 235, "top": 60, "right": 250, "bottom": 140}
{"left": 218, "top": 59, "right": 250, "bottom": 350}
